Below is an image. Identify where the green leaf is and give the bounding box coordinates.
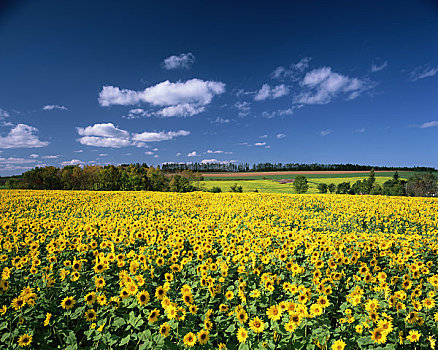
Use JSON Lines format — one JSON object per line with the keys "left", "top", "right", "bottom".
{"left": 113, "top": 317, "right": 126, "bottom": 329}
{"left": 238, "top": 343, "right": 249, "bottom": 350}
{"left": 225, "top": 324, "right": 235, "bottom": 333}
{"left": 120, "top": 334, "right": 131, "bottom": 346}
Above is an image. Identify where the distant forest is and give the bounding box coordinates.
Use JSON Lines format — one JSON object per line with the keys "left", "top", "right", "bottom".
{"left": 161, "top": 162, "right": 436, "bottom": 173}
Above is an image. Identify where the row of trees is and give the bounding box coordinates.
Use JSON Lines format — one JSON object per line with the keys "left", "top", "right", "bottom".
{"left": 314, "top": 170, "right": 438, "bottom": 197}
{"left": 5, "top": 164, "right": 203, "bottom": 192}
{"left": 162, "top": 162, "right": 435, "bottom": 173}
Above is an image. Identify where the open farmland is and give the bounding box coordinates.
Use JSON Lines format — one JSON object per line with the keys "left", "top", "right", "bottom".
{"left": 201, "top": 172, "right": 412, "bottom": 194}
{"left": 1, "top": 190, "right": 438, "bottom": 349}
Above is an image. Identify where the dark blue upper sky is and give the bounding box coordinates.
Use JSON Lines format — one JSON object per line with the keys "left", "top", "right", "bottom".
{"left": 0, "top": 0, "right": 437, "bottom": 175}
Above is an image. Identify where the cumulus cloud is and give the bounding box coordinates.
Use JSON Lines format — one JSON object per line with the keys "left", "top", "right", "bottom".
{"left": 187, "top": 151, "right": 198, "bottom": 157}
{"left": 254, "top": 142, "right": 266, "bottom": 146}
{"left": 76, "top": 123, "right": 190, "bottom": 147}
{"left": 271, "top": 57, "right": 312, "bottom": 80}
{"left": 295, "top": 67, "right": 371, "bottom": 104}
{"left": 320, "top": 129, "right": 333, "bottom": 136}
{"left": 276, "top": 133, "right": 286, "bottom": 139}
{"left": 0, "top": 124, "right": 49, "bottom": 149}
{"left": 0, "top": 157, "right": 38, "bottom": 165}
{"left": 410, "top": 65, "right": 438, "bottom": 81}
{"left": 29, "top": 154, "right": 39, "bottom": 158}
{"left": 61, "top": 159, "right": 83, "bottom": 166}
{"left": 145, "top": 151, "right": 154, "bottom": 155}
{"left": 125, "top": 108, "right": 151, "bottom": 119}
{"left": 254, "top": 84, "right": 289, "bottom": 101}
{"left": 43, "top": 155, "right": 59, "bottom": 159}
{"left": 212, "top": 117, "right": 230, "bottom": 124}
{"left": 356, "top": 128, "right": 366, "bottom": 133}
{"left": 371, "top": 61, "right": 388, "bottom": 73}
{"left": 98, "top": 79, "right": 225, "bottom": 117}
{"left": 419, "top": 121, "right": 438, "bottom": 128}
{"left": 0, "top": 108, "right": 10, "bottom": 119}
{"left": 43, "top": 105, "right": 68, "bottom": 111}
{"left": 162, "top": 53, "right": 195, "bottom": 70}
{"left": 201, "top": 159, "right": 231, "bottom": 164}
{"left": 234, "top": 101, "right": 250, "bottom": 117}
{"left": 206, "top": 149, "right": 232, "bottom": 154}
{"left": 132, "top": 130, "right": 190, "bottom": 143}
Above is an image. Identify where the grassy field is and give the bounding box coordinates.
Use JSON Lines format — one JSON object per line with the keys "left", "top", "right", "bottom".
{"left": 200, "top": 173, "right": 410, "bottom": 194}
{"left": 202, "top": 171, "right": 419, "bottom": 180}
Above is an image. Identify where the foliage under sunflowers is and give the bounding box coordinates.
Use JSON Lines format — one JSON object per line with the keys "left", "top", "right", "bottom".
{"left": 1, "top": 190, "right": 438, "bottom": 349}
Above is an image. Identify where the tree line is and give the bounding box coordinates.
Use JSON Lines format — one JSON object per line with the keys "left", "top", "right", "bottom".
{"left": 4, "top": 164, "right": 203, "bottom": 192}
{"left": 292, "top": 170, "right": 438, "bottom": 197}
{"left": 162, "top": 162, "right": 435, "bottom": 173}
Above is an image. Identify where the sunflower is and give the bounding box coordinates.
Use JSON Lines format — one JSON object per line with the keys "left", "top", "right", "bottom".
{"left": 317, "top": 295, "right": 330, "bottom": 309}
{"left": 371, "top": 328, "right": 387, "bottom": 344}
{"left": 332, "top": 339, "right": 346, "bottom": 350}
{"left": 236, "top": 327, "right": 248, "bottom": 343}
{"left": 43, "top": 312, "right": 52, "bottom": 326}
{"left": 236, "top": 308, "right": 248, "bottom": 323}
{"left": 155, "top": 286, "right": 166, "bottom": 300}
{"left": 148, "top": 308, "right": 160, "bottom": 323}
{"left": 183, "top": 332, "right": 197, "bottom": 347}
{"left": 310, "top": 303, "right": 323, "bottom": 317}
{"left": 160, "top": 322, "right": 171, "bottom": 337}
{"left": 84, "top": 309, "right": 97, "bottom": 322}
{"left": 406, "top": 330, "right": 420, "bottom": 343}
{"left": 137, "top": 291, "right": 150, "bottom": 306}
{"left": 197, "top": 329, "right": 210, "bottom": 345}
{"left": 17, "top": 334, "right": 32, "bottom": 347}
{"left": 266, "top": 305, "right": 282, "bottom": 321}
{"left": 189, "top": 304, "right": 199, "bottom": 315}
{"left": 84, "top": 292, "right": 96, "bottom": 305}
{"left": 249, "top": 316, "right": 265, "bottom": 333}
{"left": 60, "top": 296, "right": 75, "bottom": 310}
{"left": 225, "top": 291, "right": 234, "bottom": 300}
{"left": 11, "top": 297, "right": 25, "bottom": 311}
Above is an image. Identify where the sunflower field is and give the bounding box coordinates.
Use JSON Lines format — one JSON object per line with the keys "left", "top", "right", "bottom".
{"left": 1, "top": 190, "right": 438, "bottom": 349}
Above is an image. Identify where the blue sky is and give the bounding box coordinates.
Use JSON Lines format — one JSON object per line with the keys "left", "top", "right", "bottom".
{"left": 0, "top": 0, "right": 437, "bottom": 175}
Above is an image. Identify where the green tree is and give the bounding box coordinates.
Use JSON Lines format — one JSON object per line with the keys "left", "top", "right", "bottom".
{"left": 336, "top": 182, "right": 351, "bottom": 194}
{"left": 293, "top": 175, "right": 309, "bottom": 194}
{"left": 328, "top": 183, "right": 336, "bottom": 193}
{"left": 316, "top": 183, "right": 328, "bottom": 193}
{"left": 230, "top": 183, "right": 243, "bottom": 192}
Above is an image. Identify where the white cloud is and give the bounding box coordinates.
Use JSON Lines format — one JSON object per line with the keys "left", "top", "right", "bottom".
{"left": 254, "top": 84, "right": 289, "bottom": 101}
{"left": 77, "top": 123, "right": 130, "bottom": 138}
{"left": 125, "top": 108, "right": 151, "bottom": 119}
{"left": 176, "top": 152, "right": 181, "bottom": 156}
{"left": 156, "top": 103, "right": 205, "bottom": 117}
{"left": 43, "top": 155, "right": 59, "bottom": 159}
{"left": 260, "top": 135, "right": 268, "bottom": 139}
{"left": 78, "top": 136, "right": 132, "bottom": 148}
{"left": 410, "top": 65, "right": 438, "bottom": 81}
{"left": 62, "top": 159, "right": 83, "bottom": 166}
{"left": 320, "top": 129, "right": 333, "bottom": 136}
{"left": 98, "top": 79, "right": 225, "bottom": 117}
{"left": 152, "top": 148, "right": 159, "bottom": 151}
{"left": 187, "top": 151, "right": 198, "bottom": 157}
{"left": 43, "top": 105, "right": 68, "bottom": 111}
{"left": 212, "top": 117, "right": 230, "bottom": 124}
{"left": 419, "top": 121, "right": 438, "bottom": 128}
{"left": 0, "top": 124, "right": 49, "bottom": 149}
{"left": 234, "top": 101, "right": 250, "bottom": 117}
{"left": 99, "top": 153, "right": 108, "bottom": 157}
{"left": 145, "top": 151, "right": 154, "bottom": 155}
{"left": 206, "top": 149, "right": 232, "bottom": 154}
{"left": 132, "top": 130, "right": 190, "bottom": 143}
{"left": 276, "top": 133, "right": 286, "bottom": 139}
{"left": 74, "top": 150, "right": 83, "bottom": 153}
{"left": 254, "top": 142, "right": 266, "bottom": 146}
{"left": 0, "top": 157, "right": 38, "bottom": 165}
{"left": 371, "top": 61, "right": 388, "bottom": 72}
{"left": 356, "top": 128, "right": 366, "bottom": 133}
{"left": 29, "top": 154, "right": 39, "bottom": 158}
{"left": 295, "top": 67, "right": 371, "bottom": 104}
{"left": 0, "top": 108, "right": 10, "bottom": 119}
{"left": 162, "top": 53, "right": 195, "bottom": 70}
{"left": 77, "top": 123, "right": 190, "bottom": 147}
{"left": 201, "top": 159, "right": 231, "bottom": 164}
{"left": 153, "top": 155, "right": 159, "bottom": 158}
{"left": 271, "top": 57, "right": 312, "bottom": 80}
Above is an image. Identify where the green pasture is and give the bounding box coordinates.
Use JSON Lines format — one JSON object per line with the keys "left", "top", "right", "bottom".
{"left": 202, "top": 171, "right": 419, "bottom": 180}
{"left": 200, "top": 174, "right": 410, "bottom": 194}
